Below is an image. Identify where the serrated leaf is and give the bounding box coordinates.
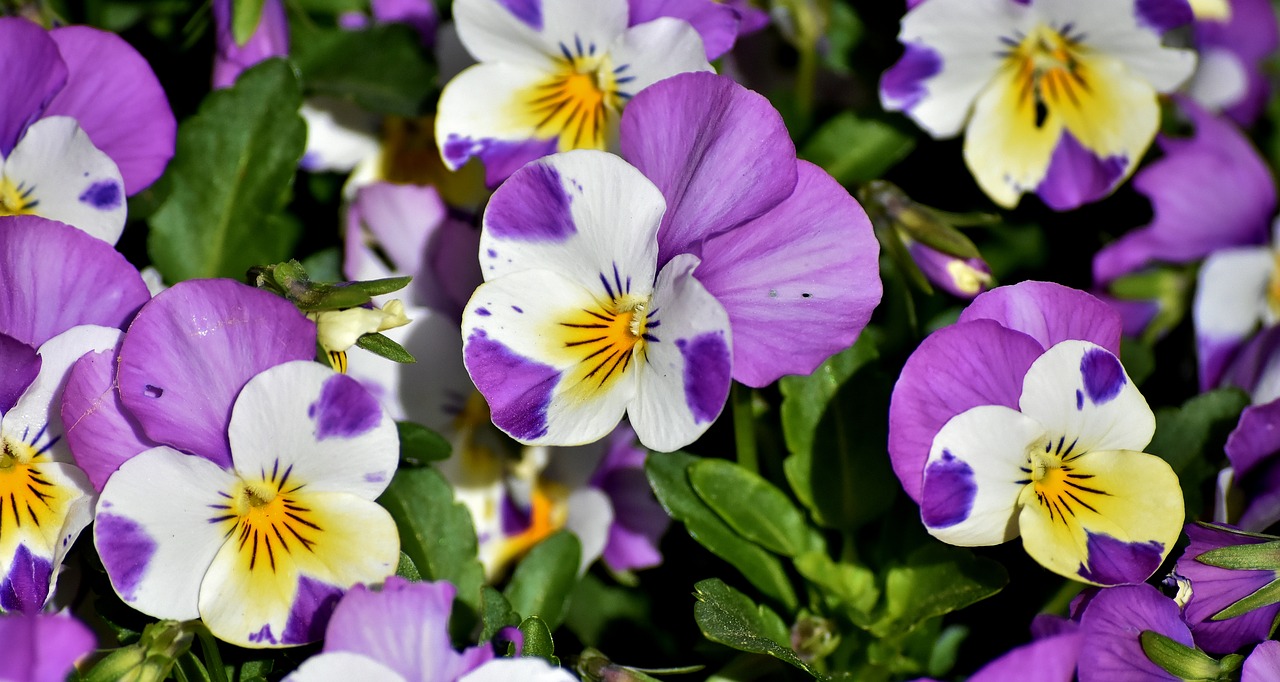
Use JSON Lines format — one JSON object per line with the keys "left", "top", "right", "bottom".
{"left": 479, "top": 587, "right": 522, "bottom": 643}
{"left": 799, "top": 111, "right": 915, "bottom": 185}
{"left": 291, "top": 24, "right": 435, "bottom": 116}
{"left": 232, "top": 0, "right": 267, "bottom": 46}
{"left": 377, "top": 467, "right": 485, "bottom": 613}
{"left": 356, "top": 332, "right": 417, "bottom": 363}
{"left": 397, "top": 421, "right": 451, "bottom": 465}
{"left": 872, "top": 543, "right": 1007, "bottom": 637}
{"left": 647, "top": 452, "right": 798, "bottom": 609}
{"left": 504, "top": 531, "right": 581, "bottom": 630}
{"left": 693, "top": 579, "right": 821, "bottom": 678}
{"left": 148, "top": 59, "right": 304, "bottom": 282}
{"left": 688, "top": 459, "right": 823, "bottom": 557}
{"left": 518, "top": 616, "right": 559, "bottom": 664}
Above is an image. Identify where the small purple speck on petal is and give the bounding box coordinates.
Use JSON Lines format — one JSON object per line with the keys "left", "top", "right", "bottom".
{"left": 487, "top": 249, "right": 498, "bottom": 258}
{"left": 143, "top": 385, "right": 163, "bottom": 399}
{"left": 486, "top": 162, "right": 576, "bottom": 242}
{"left": 78, "top": 180, "right": 123, "bottom": 210}
{"left": 281, "top": 576, "right": 343, "bottom": 645}
{"left": 0, "top": 545, "right": 52, "bottom": 614}
{"left": 307, "top": 374, "right": 382, "bottom": 440}
{"left": 1076, "top": 390, "right": 1083, "bottom": 411}
{"left": 921, "top": 450, "right": 977, "bottom": 529}
{"left": 96, "top": 514, "right": 156, "bottom": 602}
{"left": 675, "top": 333, "right": 732, "bottom": 425}
{"left": 1081, "top": 348, "right": 1126, "bottom": 405}
{"left": 363, "top": 472, "right": 385, "bottom": 483}
{"left": 475, "top": 307, "right": 491, "bottom": 317}
{"left": 512, "top": 306, "right": 523, "bottom": 313}
{"left": 464, "top": 330, "right": 559, "bottom": 440}
{"left": 1077, "top": 531, "right": 1165, "bottom": 585}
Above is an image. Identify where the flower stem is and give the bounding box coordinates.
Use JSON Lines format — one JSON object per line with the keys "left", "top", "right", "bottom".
{"left": 732, "top": 383, "right": 759, "bottom": 474}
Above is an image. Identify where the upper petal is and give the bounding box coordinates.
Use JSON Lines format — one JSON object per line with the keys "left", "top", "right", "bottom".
{"left": 959, "top": 281, "right": 1123, "bottom": 355}
{"left": 0, "top": 18, "right": 66, "bottom": 157}
{"left": 454, "top": 0, "right": 627, "bottom": 66}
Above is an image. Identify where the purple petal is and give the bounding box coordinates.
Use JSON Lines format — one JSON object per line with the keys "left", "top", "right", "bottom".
{"left": 1136, "top": 0, "right": 1194, "bottom": 32}
{"left": 116, "top": 279, "right": 316, "bottom": 467}
{"left": 676, "top": 332, "right": 732, "bottom": 425}
{"left": 1220, "top": 325, "right": 1280, "bottom": 398}
{"left": 0, "top": 18, "right": 66, "bottom": 157}
{"left": 93, "top": 513, "right": 156, "bottom": 603}
{"left": 880, "top": 43, "right": 943, "bottom": 113}
{"left": 0, "top": 333, "right": 39, "bottom": 414}
{"left": 969, "top": 632, "right": 1081, "bottom": 682}
{"left": 1093, "top": 101, "right": 1274, "bottom": 284}
{"left": 1245, "top": 640, "right": 1280, "bottom": 682}
{"left": 484, "top": 162, "right": 576, "bottom": 242}
{"left": 282, "top": 576, "right": 344, "bottom": 646}
{"left": 695, "top": 161, "right": 880, "bottom": 386}
{"left": 211, "top": 0, "right": 290, "bottom": 89}
{"left": 590, "top": 426, "right": 671, "bottom": 572}
{"left": 959, "top": 281, "right": 1123, "bottom": 355}
{"left": 628, "top": 0, "right": 741, "bottom": 59}
{"left": 371, "top": 0, "right": 438, "bottom": 45}
{"left": 1177, "top": 523, "right": 1280, "bottom": 655}
{"left": 1035, "top": 132, "right": 1128, "bottom": 212}
{"left": 0, "top": 215, "right": 149, "bottom": 348}
{"left": 62, "top": 347, "right": 157, "bottom": 492}
{"left": 44, "top": 26, "right": 177, "bottom": 195}
{"left": 1225, "top": 400, "right": 1280, "bottom": 478}
{"left": 1196, "top": 0, "right": 1279, "bottom": 125}
{"left": 440, "top": 135, "right": 558, "bottom": 189}
{"left": 888, "top": 320, "right": 1044, "bottom": 503}
{"left": 1078, "top": 583, "right": 1191, "bottom": 682}
{"left": 1075, "top": 532, "right": 1167, "bottom": 587}
{"left": 0, "top": 545, "right": 52, "bottom": 614}
{"left": 0, "top": 613, "right": 95, "bottom": 682}
{"left": 324, "top": 578, "right": 494, "bottom": 682}
{"left": 619, "top": 72, "right": 797, "bottom": 267}
{"left": 462, "top": 329, "right": 560, "bottom": 441}
{"left": 906, "top": 239, "right": 991, "bottom": 299}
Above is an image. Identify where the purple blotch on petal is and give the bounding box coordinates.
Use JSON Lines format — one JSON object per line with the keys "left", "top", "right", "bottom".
{"left": 0, "top": 545, "right": 52, "bottom": 614}
{"left": 1136, "top": 0, "right": 1194, "bottom": 32}
{"left": 281, "top": 576, "right": 343, "bottom": 645}
{"left": 497, "top": 0, "right": 542, "bottom": 29}
{"left": 500, "top": 495, "right": 532, "bottom": 535}
{"left": 0, "top": 334, "right": 39, "bottom": 414}
{"left": 880, "top": 43, "right": 942, "bottom": 112}
{"left": 920, "top": 450, "right": 976, "bottom": 529}
{"left": 485, "top": 162, "right": 576, "bottom": 242}
{"left": 1081, "top": 348, "right": 1126, "bottom": 405}
{"left": 463, "top": 330, "right": 559, "bottom": 440}
{"left": 248, "top": 625, "right": 277, "bottom": 645}
{"left": 475, "top": 307, "right": 491, "bottom": 317}
{"left": 1077, "top": 531, "right": 1165, "bottom": 585}
{"left": 442, "top": 135, "right": 558, "bottom": 188}
{"left": 95, "top": 514, "right": 155, "bottom": 602}
{"left": 77, "top": 180, "right": 122, "bottom": 210}
{"left": 308, "top": 374, "right": 382, "bottom": 441}
{"left": 675, "top": 332, "right": 732, "bottom": 425}
{"left": 1036, "top": 132, "right": 1128, "bottom": 211}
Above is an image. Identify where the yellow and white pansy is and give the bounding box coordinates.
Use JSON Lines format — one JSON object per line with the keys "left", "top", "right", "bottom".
{"left": 93, "top": 361, "right": 400, "bottom": 648}
{"left": 881, "top": 0, "right": 1196, "bottom": 210}
{"left": 436, "top": 0, "right": 713, "bottom": 187}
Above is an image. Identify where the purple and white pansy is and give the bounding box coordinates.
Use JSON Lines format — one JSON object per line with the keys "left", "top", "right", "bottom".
{"left": 891, "top": 282, "right": 1183, "bottom": 585}
{"left": 436, "top": 0, "right": 714, "bottom": 187}
{"left": 881, "top": 0, "right": 1197, "bottom": 210}
{"left": 1184, "top": 0, "right": 1279, "bottom": 126}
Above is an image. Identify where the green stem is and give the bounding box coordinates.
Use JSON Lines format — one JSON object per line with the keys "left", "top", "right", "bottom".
{"left": 732, "top": 383, "right": 759, "bottom": 474}
{"left": 1040, "top": 579, "right": 1085, "bottom": 616}
{"left": 794, "top": 43, "right": 818, "bottom": 131}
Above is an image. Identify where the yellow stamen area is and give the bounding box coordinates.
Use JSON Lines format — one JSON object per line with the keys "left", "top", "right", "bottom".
{"left": 492, "top": 484, "right": 568, "bottom": 570}
{"left": 1021, "top": 438, "right": 1108, "bottom": 529}
{"left": 553, "top": 293, "right": 650, "bottom": 397}
{"left": 0, "top": 177, "right": 38, "bottom": 216}
{"left": 0, "top": 437, "right": 74, "bottom": 551}
{"left": 945, "top": 260, "right": 993, "bottom": 296}
{"left": 1006, "top": 25, "right": 1092, "bottom": 132}
{"left": 520, "top": 52, "right": 623, "bottom": 152}
{"left": 1267, "top": 251, "right": 1280, "bottom": 321}
{"left": 1189, "top": 0, "right": 1231, "bottom": 21}
{"left": 208, "top": 466, "right": 320, "bottom": 576}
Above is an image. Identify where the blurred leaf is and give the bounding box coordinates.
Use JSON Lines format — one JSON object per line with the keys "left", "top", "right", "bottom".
{"left": 564, "top": 572, "right": 650, "bottom": 648}
{"left": 800, "top": 112, "right": 915, "bottom": 185}
{"left": 693, "top": 579, "right": 821, "bottom": 678}
{"left": 291, "top": 24, "right": 435, "bottom": 116}
{"left": 818, "top": 2, "right": 864, "bottom": 74}
{"left": 504, "top": 531, "right": 581, "bottom": 630}
{"left": 232, "top": 0, "right": 266, "bottom": 46}
{"left": 1120, "top": 337, "right": 1156, "bottom": 387}
{"left": 689, "top": 459, "right": 824, "bottom": 557}
{"left": 518, "top": 616, "right": 559, "bottom": 664}
{"left": 479, "top": 587, "right": 522, "bottom": 643}
{"left": 299, "top": 247, "right": 342, "bottom": 282}
{"left": 397, "top": 421, "right": 451, "bottom": 465}
{"left": 871, "top": 543, "right": 1007, "bottom": 637}
{"left": 1147, "top": 388, "right": 1248, "bottom": 516}
{"left": 377, "top": 467, "right": 485, "bottom": 613}
{"left": 647, "top": 452, "right": 799, "bottom": 610}
{"left": 148, "top": 59, "right": 304, "bottom": 281}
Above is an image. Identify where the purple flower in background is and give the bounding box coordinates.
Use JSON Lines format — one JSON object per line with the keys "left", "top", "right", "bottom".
{"left": 1076, "top": 583, "right": 1193, "bottom": 681}
{"left": 0, "top": 612, "right": 95, "bottom": 682}
{"left": 1214, "top": 331, "right": 1280, "bottom": 531}
{"left": 905, "top": 237, "right": 993, "bottom": 299}
{"left": 1175, "top": 523, "right": 1280, "bottom": 655}
{"left": 340, "top": 0, "right": 439, "bottom": 45}
{"left": 1184, "top": 0, "right": 1279, "bottom": 126}
{"left": 212, "top": 0, "right": 289, "bottom": 89}
{"left": 627, "top": 0, "right": 768, "bottom": 60}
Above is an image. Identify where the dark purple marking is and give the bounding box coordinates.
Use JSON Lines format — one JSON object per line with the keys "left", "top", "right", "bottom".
{"left": 248, "top": 625, "right": 277, "bottom": 645}
{"left": 512, "top": 306, "right": 524, "bottom": 313}
{"left": 1135, "top": 0, "right": 1194, "bottom": 32}
{"left": 281, "top": 576, "right": 344, "bottom": 644}
{"left": 475, "top": 307, "right": 491, "bottom": 317}
{"left": 0, "top": 545, "right": 52, "bottom": 614}
{"left": 463, "top": 330, "right": 560, "bottom": 440}
{"left": 1036, "top": 133, "right": 1128, "bottom": 211}
{"left": 500, "top": 494, "right": 532, "bottom": 535}
{"left": 920, "top": 450, "right": 977, "bottom": 529}
{"left": 487, "top": 162, "right": 577, "bottom": 242}
{"left": 497, "top": 0, "right": 542, "bottom": 29}
{"left": 441, "top": 135, "right": 559, "bottom": 188}
{"left": 675, "top": 333, "right": 732, "bottom": 425}
{"left": 1080, "top": 347, "right": 1126, "bottom": 405}
{"left": 307, "top": 374, "right": 382, "bottom": 440}
{"left": 1077, "top": 531, "right": 1165, "bottom": 586}
{"left": 0, "top": 334, "right": 39, "bottom": 414}
{"left": 96, "top": 514, "right": 156, "bottom": 602}
{"left": 880, "top": 43, "right": 942, "bottom": 111}
{"left": 1076, "top": 389, "right": 1084, "bottom": 411}
{"left": 363, "top": 472, "right": 386, "bottom": 483}
{"left": 78, "top": 180, "right": 123, "bottom": 210}
{"left": 487, "top": 249, "right": 498, "bottom": 258}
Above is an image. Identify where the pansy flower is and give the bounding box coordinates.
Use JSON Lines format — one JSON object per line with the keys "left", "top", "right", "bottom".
{"left": 880, "top": 0, "right": 1196, "bottom": 210}
{"left": 890, "top": 282, "right": 1183, "bottom": 585}
{"left": 0, "top": 612, "right": 96, "bottom": 682}
{"left": 212, "top": 0, "right": 289, "bottom": 89}
{"left": 436, "top": 0, "right": 714, "bottom": 187}
{"left": 628, "top": 0, "right": 768, "bottom": 59}
{"left": 1184, "top": 0, "right": 1279, "bottom": 126}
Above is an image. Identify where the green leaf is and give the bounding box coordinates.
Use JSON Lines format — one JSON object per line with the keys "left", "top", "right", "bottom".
{"left": 794, "top": 551, "right": 879, "bottom": 623}
{"left": 1139, "top": 630, "right": 1221, "bottom": 680}
{"left": 1197, "top": 540, "right": 1280, "bottom": 571}
{"left": 148, "top": 59, "right": 305, "bottom": 282}
{"left": 518, "top": 616, "right": 559, "bottom": 664}
{"left": 1214, "top": 576, "right": 1280, "bottom": 620}
{"left": 504, "top": 531, "right": 581, "bottom": 630}
{"left": 564, "top": 572, "right": 650, "bottom": 648}
{"left": 347, "top": 276, "right": 414, "bottom": 298}
{"left": 479, "top": 587, "right": 522, "bottom": 643}
{"left": 232, "top": 0, "right": 266, "bottom": 46}
{"left": 1148, "top": 388, "right": 1250, "bottom": 473}
{"left": 377, "top": 467, "right": 485, "bottom": 613}
{"left": 291, "top": 24, "right": 435, "bottom": 116}
{"left": 688, "top": 459, "right": 823, "bottom": 557}
{"left": 647, "top": 452, "right": 798, "bottom": 609}
{"left": 692, "top": 579, "right": 821, "bottom": 678}
{"left": 779, "top": 337, "right": 878, "bottom": 467}
{"left": 872, "top": 543, "right": 1007, "bottom": 637}
{"left": 799, "top": 111, "right": 915, "bottom": 185}
{"left": 356, "top": 332, "right": 417, "bottom": 363}
{"left": 395, "top": 551, "right": 422, "bottom": 581}
{"left": 397, "top": 421, "right": 451, "bottom": 465}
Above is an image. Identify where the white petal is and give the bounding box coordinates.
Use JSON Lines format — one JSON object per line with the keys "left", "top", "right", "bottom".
{"left": 300, "top": 98, "right": 381, "bottom": 174}
{"left": 3, "top": 117, "right": 126, "bottom": 244}
{"left": 461, "top": 658, "right": 578, "bottom": 682}
{"left": 454, "top": 0, "right": 627, "bottom": 67}
{"left": 564, "top": 487, "right": 612, "bottom": 574}
{"left": 1193, "top": 247, "right": 1272, "bottom": 344}
{"left": 628, "top": 254, "right": 732, "bottom": 453}
{"left": 607, "top": 18, "right": 714, "bottom": 99}
{"left": 1019, "top": 340, "right": 1155, "bottom": 455}
{"left": 1186, "top": 49, "right": 1249, "bottom": 112}
{"left": 285, "top": 652, "right": 407, "bottom": 682}
{"left": 435, "top": 61, "right": 552, "bottom": 171}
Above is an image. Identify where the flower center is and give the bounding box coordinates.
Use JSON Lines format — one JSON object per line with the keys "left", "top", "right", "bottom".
{"left": 0, "top": 435, "right": 71, "bottom": 537}
{"left": 1019, "top": 436, "right": 1108, "bottom": 526}
{"left": 556, "top": 289, "right": 655, "bottom": 394}
{"left": 209, "top": 464, "right": 320, "bottom": 574}
{"left": 1004, "top": 24, "right": 1090, "bottom": 129}
{"left": 522, "top": 37, "right": 627, "bottom": 151}
{"left": 0, "top": 177, "right": 37, "bottom": 216}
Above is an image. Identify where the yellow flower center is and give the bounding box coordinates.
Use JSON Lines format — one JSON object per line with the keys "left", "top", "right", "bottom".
{"left": 1005, "top": 25, "right": 1092, "bottom": 129}
{"left": 209, "top": 465, "right": 321, "bottom": 574}
{"left": 1020, "top": 436, "right": 1107, "bottom": 527}
{"left": 521, "top": 43, "right": 625, "bottom": 151}
{"left": 0, "top": 177, "right": 38, "bottom": 216}
{"left": 555, "top": 291, "right": 652, "bottom": 396}
{"left": 0, "top": 435, "right": 73, "bottom": 540}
